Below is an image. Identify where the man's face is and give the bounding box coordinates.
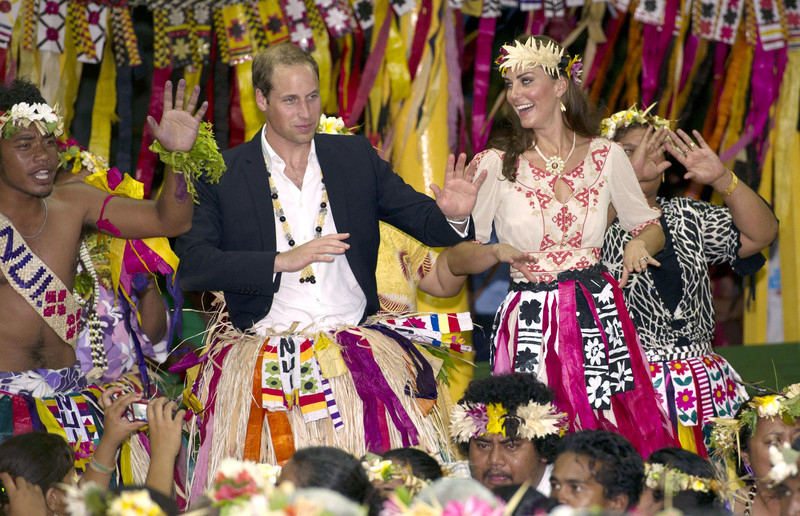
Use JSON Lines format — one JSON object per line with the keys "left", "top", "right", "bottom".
{"left": 0, "top": 127, "right": 59, "bottom": 199}
{"left": 256, "top": 64, "right": 321, "bottom": 150}
{"left": 778, "top": 474, "right": 800, "bottom": 516}
{"left": 468, "top": 434, "right": 547, "bottom": 489}
{"left": 550, "top": 451, "right": 626, "bottom": 514}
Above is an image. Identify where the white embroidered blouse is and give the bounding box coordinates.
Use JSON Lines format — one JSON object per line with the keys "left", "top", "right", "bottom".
{"left": 471, "top": 138, "right": 660, "bottom": 283}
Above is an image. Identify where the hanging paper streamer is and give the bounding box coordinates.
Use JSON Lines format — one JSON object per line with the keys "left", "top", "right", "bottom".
{"left": 351, "top": 0, "right": 376, "bottom": 29}
{"left": 110, "top": 3, "right": 142, "bottom": 67}
{"left": 167, "top": 7, "right": 193, "bottom": 68}
{"left": 243, "top": 2, "right": 268, "bottom": 52}
{"left": 191, "top": 4, "right": 212, "bottom": 66}
{"left": 20, "top": 0, "right": 37, "bottom": 52}
{"left": 786, "top": 0, "right": 800, "bottom": 47}
{"left": 752, "top": 0, "right": 788, "bottom": 50}
{"left": 77, "top": 2, "right": 107, "bottom": 64}
{"left": 692, "top": 0, "right": 718, "bottom": 36}
{"left": 391, "top": 0, "right": 417, "bottom": 17}
{"left": 282, "top": 0, "right": 316, "bottom": 50}
{"left": 37, "top": 0, "right": 66, "bottom": 53}
{"left": 0, "top": 0, "right": 21, "bottom": 48}
{"left": 711, "top": 0, "right": 745, "bottom": 44}
{"left": 315, "top": 0, "right": 356, "bottom": 37}
{"left": 257, "top": 0, "right": 291, "bottom": 43}
{"left": 222, "top": 4, "right": 256, "bottom": 63}
{"left": 634, "top": 0, "right": 667, "bottom": 26}
{"left": 68, "top": 0, "right": 95, "bottom": 62}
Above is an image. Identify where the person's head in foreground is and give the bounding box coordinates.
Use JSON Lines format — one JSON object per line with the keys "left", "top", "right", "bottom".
{"left": 637, "top": 447, "right": 726, "bottom": 516}
{"left": 279, "top": 446, "right": 371, "bottom": 506}
{"left": 710, "top": 384, "right": 800, "bottom": 516}
{"left": 0, "top": 432, "right": 74, "bottom": 516}
{"left": 452, "top": 373, "right": 564, "bottom": 490}
{"left": 549, "top": 429, "right": 643, "bottom": 514}
{"left": 381, "top": 447, "right": 443, "bottom": 482}
{"left": 765, "top": 436, "right": 800, "bottom": 516}
{"left": 380, "top": 477, "right": 504, "bottom": 516}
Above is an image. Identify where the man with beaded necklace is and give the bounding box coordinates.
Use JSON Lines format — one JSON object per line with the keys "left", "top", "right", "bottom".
{"left": 0, "top": 77, "right": 207, "bottom": 471}
{"left": 174, "top": 43, "right": 484, "bottom": 491}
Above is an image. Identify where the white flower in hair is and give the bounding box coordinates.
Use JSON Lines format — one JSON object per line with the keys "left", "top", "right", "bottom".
{"left": 515, "top": 401, "right": 565, "bottom": 440}
{"left": 9, "top": 102, "right": 35, "bottom": 119}
{"left": 757, "top": 395, "right": 786, "bottom": 418}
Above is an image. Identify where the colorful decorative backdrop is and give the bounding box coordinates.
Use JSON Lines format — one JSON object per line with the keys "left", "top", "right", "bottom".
{"left": 3, "top": 0, "right": 796, "bottom": 344}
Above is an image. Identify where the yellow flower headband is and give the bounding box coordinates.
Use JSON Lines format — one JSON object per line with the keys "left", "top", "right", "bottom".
{"left": 449, "top": 401, "right": 566, "bottom": 444}
{"left": 599, "top": 103, "right": 673, "bottom": 140}
{"left": 362, "top": 456, "right": 430, "bottom": 497}
{"left": 710, "top": 383, "right": 800, "bottom": 463}
{"left": 495, "top": 38, "right": 582, "bottom": 85}
{"left": 0, "top": 101, "right": 64, "bottom": 139}
{"left": 644, "top": 462, "right": 727, "bottom": 497}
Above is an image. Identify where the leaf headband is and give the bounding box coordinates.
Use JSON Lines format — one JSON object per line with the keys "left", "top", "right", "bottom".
{"left": 0, "top": 102, "right": 64, "bottom": 139}
{"left": 495, "top": 38, "right": 582, "bottom": 86}
{"left": 450, "top": 401, "right": 566, "bottom": 443}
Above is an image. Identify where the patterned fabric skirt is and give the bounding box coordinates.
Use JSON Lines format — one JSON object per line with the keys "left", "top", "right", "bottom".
{"left": 490, "top": 265, "right": 677, "bottom": 457}
{"left": 647, "top": 349, "right": 748, "bottom": 457}
{"left": 180, "top": 307, "right": 471, "bottom": 506}
{"left": 0, "top": 365, "right": 153, "bottom": 485}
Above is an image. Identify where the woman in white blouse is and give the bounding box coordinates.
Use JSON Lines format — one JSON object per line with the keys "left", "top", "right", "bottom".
{"left": 447, "top": 36, "right": 676, "bottom": 457}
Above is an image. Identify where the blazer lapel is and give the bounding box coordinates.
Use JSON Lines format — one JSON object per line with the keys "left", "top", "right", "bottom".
{"left": 241, "top": 129, "right": 278, "bottom": 250}
{"left": 315, "top": 135, "right": 352, "bottom": 236}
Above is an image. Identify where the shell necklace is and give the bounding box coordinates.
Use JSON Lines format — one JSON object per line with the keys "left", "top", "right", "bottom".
{"left": 533, "top": 132, "right": 576, "bottom": 176}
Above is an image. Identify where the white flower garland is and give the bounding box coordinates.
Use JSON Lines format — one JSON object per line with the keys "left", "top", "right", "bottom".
{"left": 0, "top": 101, "right": 64, "bottom": 138}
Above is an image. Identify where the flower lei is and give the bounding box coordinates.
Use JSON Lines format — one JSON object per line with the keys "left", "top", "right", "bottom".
{"left": 599, "top": 104, "right": 673, "bottom": 140}
{"left": 450, "top": 400, "right": 566, "bottom": 443}
{"left": 710, "top": 383, "right": 800, "bottom": 463}
{"left": 63, "top": 482, "right": 167, "bottom": 516}
{"left": 766, "top": 442, "right": 800, "bottom": 487}
{"left": 381, "top": 492, "right": 506, "bottom": 516}
{"left": 0, "top": 101, "right": 64, "bottom": 139}
{"left": 362, "top": 456, "right": 430, "bottom": 497}
{"left": 495, "top": 38, "right": 582, "bottom": 86}
{"left": 149, "top": 121, "right": 226, "bottom": 203}
{"left": 58, "top": 139, "right": 109, "bottom": 175}
{"left": 644, "top": 462, "right": 725, "bottom": 496}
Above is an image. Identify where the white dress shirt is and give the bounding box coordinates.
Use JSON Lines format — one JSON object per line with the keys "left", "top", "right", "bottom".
{"left": 253, "top": 132, "right": 366, "bottom": 333}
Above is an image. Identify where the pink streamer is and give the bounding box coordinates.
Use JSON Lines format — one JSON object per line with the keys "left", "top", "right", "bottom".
{"left": 604, "top": 272, "right": 678, "bottom": 455}
{"left": 641, "top": 0, "right": 678, "bottom": 105}
{"left": 343, "top": 12, "right": 392, "bottom": 127}
{"left": 471, "top": 17, "right": 497, "bottom": 153}
{"left": 493, "top": 293, "right": 521, "bottom": 374}
{"left": 556, "top": 280, "right": 598, "bottom": 430}
{"left": 135, "top": 66, "right": 172, "bottom": 197}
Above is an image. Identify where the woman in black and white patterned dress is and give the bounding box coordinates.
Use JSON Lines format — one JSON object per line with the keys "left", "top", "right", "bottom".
{"left": 601, "top": 108, "right": 778, "bottom": 457}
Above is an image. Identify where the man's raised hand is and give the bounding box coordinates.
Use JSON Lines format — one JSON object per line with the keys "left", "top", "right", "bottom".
{"left": 430, "top": 153, "right": 488, "bottom": 220}
{"left": 146, "top": 79, "right": 208, "bottom": 153}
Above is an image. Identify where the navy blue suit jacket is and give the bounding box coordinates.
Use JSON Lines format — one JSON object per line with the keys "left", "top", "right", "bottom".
{"left": 176, "top": 130, "right": 472, "bottom": 330}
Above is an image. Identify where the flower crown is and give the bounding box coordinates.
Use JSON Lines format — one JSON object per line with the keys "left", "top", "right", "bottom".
{"left": 450, "top": 400, "right": 566, "bottom": 444}
{"left": 63, "top": 482, "right": 167, "bottom": 516}
{"left": 644, "top": 462, "right": 725, "bottom": 496}
{"left": 362, "top": 456, "right": 430, "bottom": 497}
{"left": 0, "top": 101, "right": 64, "bottom": 139}
{"left": 317, "top": 114, "right": 356, "bottom": 135}
{"left": 766, "top": 442, "right": 800, "bottom": 487}
{"left": 495, "top": 38, "right": 582, "bottom": 85}
{"left": 710, "top": 383, "right": 800, "bottom": 463}
{"left": 599, "top": 104, "right": 672, "bottom": 140}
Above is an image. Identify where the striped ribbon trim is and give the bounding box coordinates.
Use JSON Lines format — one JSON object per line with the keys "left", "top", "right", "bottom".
{"left": 213, "top": 7, "right": 230, "bottom": 64}
{"left": 0, "top": 0, "right": 22, "bottom": 48}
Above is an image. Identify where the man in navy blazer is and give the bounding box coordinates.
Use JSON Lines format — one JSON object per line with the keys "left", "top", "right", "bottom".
{"left": 176, "top": 43, "right": 485, "bottom": 332}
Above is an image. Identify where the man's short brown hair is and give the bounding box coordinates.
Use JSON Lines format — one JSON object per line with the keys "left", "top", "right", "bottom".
{"left": 252, "top": 43, "right": 320, "bottom": 100}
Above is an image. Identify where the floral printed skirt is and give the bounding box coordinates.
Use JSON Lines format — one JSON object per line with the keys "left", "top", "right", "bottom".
{"left": 490, "top": 264, "right": 678, "bottom": 457}
{"left": 648, "top": 350, "right": 748, "bottom": 457}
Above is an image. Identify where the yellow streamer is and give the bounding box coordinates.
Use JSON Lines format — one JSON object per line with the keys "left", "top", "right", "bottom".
{"left": 58, "top": 26, "right": 82, "bottom": 139}
{"left": 88, "top": 34, "right": 118, "bottom": 161}
{"left": 235, "top": 61, "right": 264, "bottom": 142}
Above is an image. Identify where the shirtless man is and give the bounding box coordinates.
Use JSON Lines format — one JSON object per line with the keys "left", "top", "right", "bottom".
{"left": 0, "top": 77, "right": 203, "bottom": 386}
